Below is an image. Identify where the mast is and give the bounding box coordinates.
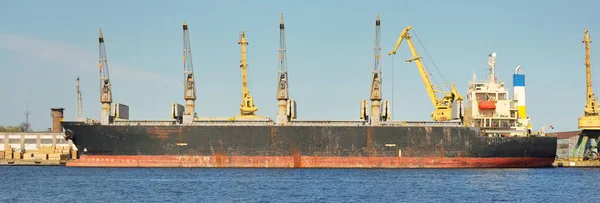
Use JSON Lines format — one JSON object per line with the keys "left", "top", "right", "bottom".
{"left": 182, "top": 22, "right": 197, "bottom": 124}
{"left": 98, "top": 28, "right": 112, "bottom": 125}
{"left": 277, "top": 13, "right": 290, "bottom": 124}
{"left": 488, "top": 52, "right": 496, "bottom": 84}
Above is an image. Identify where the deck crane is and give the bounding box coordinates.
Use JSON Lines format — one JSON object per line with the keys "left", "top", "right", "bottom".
{"left": 277, "top": 13, "right": 296, "bottom": 124}
{"left": 362, "top": 14, "right": 390, "bottom": 123}
{"left": 76, "top": 77, "right": 84, "bottom": 121}
{"left": 573, "top": 28, "right": 600, "bottom": 161}
{"left": 98, "top": 28, "right": 113, "bottom": 125}
{"left": 182, "top": 22, "right": 197, "bottom": 124}
{"left": 236, "top": 31, "right": 260, "bottom": 119}
{"left": 387, "top": 26, "right": 463, "bottom": 121}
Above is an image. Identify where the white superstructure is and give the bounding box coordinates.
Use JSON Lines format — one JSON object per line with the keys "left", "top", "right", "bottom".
{"left": 463, "top": 53, "right": 531, "bottom": 137}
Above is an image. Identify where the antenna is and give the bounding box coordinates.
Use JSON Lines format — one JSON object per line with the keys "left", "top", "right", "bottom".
{"left": 24, "top": 103, "right": 30, "bottom": 132}
{"left": 488, "top": 52, "right": 496, "bottom": 83}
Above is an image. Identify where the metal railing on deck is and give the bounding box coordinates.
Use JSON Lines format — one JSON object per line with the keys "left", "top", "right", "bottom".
{"left": 287, "top": 120, "right": 368, "bottom": 126}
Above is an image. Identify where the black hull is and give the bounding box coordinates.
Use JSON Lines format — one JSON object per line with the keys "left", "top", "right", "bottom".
{"left": 61, "top": 122, "right": 557, "bottom": 159}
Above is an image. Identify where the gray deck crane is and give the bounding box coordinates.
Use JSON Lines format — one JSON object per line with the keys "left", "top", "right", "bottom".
{"left": 277, "top": 13, "right": 296, "bottom": 125}
{"left": 182, "top": 22, "right": 197, "bottom": 124}
{"left": 362, "top": 14, "right": 390, "bottom": 124}
{"left": 98, "top": 28, "right": 113, "bottom": 125}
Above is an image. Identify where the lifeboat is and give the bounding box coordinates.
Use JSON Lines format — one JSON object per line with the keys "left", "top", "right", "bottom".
{"left": 478, "top": 100, "right": 496, "bottom": 110}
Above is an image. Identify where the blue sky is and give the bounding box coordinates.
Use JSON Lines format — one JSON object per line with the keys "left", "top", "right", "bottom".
{"left": 0, "top": 0, "right": 598, "bottom": 132}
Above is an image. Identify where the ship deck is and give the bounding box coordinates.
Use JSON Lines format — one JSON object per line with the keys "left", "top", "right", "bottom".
{"left": 77, "top": 119, "right": 465, "bottom": 127}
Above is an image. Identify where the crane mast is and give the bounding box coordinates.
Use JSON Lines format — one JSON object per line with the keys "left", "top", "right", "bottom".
{"left": 182, "top": 22, "right": 197, "bottom": 124}
{"left": 578, "top": 28, "right": 600, "bottom": 130}
{"left": 387, "top": 26, "right": 462, "bottom": 121}
{"left": 76, "top": 77, "right": 84, "bottom": 121}
{"left": 277, "top": 13, "right": 295, "bottom": 124}
{"left": 583, "top": 29, "right": 598, "bottom": 117}
{"left": 98, "top": 28, "right": 112, "bottom": 125}
{"left": 367, "top": 14, "right": 388, "bottom": 123}
{"left": 238, "top": 31, "right": 259, "bottom": 118}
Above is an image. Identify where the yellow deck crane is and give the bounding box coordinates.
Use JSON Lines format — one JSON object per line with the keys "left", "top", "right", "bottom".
{"left": 362, "top": 14, "right": 390, "bottom": 123}
{"left": 98, "top": 28, "right": 113, "bottom": 125}
{"left": 387, "top": 26, "right": 463, "bottom": 121}
{"left": 182, "top": 22, "right": 197, "bottom": 124}
{"left": 236, "top": 31, "right": 261, "bottom": 119}
{"left": 276, "top": 13, "right": 296, "bottom": 125}
{"left": 572, "top": 29, "right": 600, "bottom": 161}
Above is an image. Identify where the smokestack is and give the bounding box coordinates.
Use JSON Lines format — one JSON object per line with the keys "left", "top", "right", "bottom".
{"left": 51, "top": 108, "right": 65, "bottom": 133}
{"left": 513, "top": 66, "right": 527, "bottom": 119}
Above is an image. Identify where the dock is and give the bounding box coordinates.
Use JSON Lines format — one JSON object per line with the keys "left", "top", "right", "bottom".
{"left": 1, "top": 131, "right": 77, "bottom": 166}
{"left": 552, "top": 159, "right": 600, "bottom": 168}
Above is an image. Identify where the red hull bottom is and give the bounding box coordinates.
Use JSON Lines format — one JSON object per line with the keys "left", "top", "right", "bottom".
{"left": 66, "top": 155, "right": 555, "bottom": 168}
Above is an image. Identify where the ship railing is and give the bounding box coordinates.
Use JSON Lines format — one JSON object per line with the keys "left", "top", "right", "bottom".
{"left": 377, "top": 120, "right": 463, "bottom": 127}
{"left": 287, "top": 120, "right": 368, "bottom": 126}
{"left": 110, "top": 119, "right": 277, "bottom": 126}
{"left": 190, "top": 120, "right": 274, "bottom": 126}
{"left": 111, "top": 120, "right": 178, "bottom": 126}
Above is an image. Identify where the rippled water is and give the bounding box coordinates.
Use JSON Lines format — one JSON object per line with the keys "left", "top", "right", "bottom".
{"left": 0, "top": 166, "right": 597, "bottom": 202}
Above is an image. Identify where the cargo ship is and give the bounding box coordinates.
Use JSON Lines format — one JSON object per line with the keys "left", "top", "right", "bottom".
{"left": 60, "top": 14, "right": 557, "bottom": 168}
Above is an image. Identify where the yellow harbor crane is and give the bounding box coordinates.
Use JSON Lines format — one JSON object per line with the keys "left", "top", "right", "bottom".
{"left": 573, "top": 29, "right": 600, "bottom": 161}
{"left": 236, "top": 31, "right": 261, "bottom": 119}
{"left": 387, "top": 26, "right": 463, "bottom": 121}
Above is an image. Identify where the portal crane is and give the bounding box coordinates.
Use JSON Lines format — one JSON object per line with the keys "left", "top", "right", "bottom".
{"left": 573, "top": 28, "right": 600, "bottom": 161}
{"left": 363, "top": 14, "right": 390, "bottom": 123}
{"left": 182, "top": 22, "right": 197, "bottom": 124}
{"left": 237, "top": 31, "right": 259, "bottom": 118}
{"left": 276, "top": 13, "right": 296, "bottom": 124}
{"left": 387, "top": 26, "right": 463, "bottom": 121}
{"left": 98, "top": 28, "right": 113, "bottom": 125}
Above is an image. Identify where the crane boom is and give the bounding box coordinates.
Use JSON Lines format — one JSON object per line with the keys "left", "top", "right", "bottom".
{"left": 98, "top": 28, "right": 112, "bottom": 125}
{"left": 182, "top": 22, "right": 197, "bottom": 123}
{"left": 387, "top": 26, "right": 462, "bottom": 121}
{"left": 369, "top": 14, "right": 383, "bottom": 123}
{"left": 238, "top": 31, "right": 259, "bottom": 118}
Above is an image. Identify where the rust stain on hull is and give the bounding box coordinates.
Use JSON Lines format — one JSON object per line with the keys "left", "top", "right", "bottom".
{"left": 67, "top": 155, "right": 555, "bottom": 168}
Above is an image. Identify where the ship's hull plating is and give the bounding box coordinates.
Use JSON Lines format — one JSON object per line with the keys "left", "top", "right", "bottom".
{"left": 61, "top": 122, "right": 557, "bottom": 168}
